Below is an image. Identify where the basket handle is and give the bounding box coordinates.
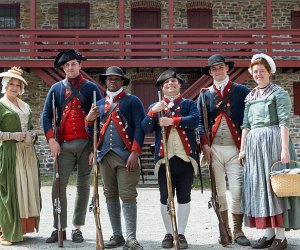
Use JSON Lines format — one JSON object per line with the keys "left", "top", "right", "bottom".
{"left": 271, "top": 160, "right": 300, "bottom": 172}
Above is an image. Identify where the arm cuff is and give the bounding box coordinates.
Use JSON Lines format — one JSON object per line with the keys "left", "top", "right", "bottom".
{"left": 147, "top": 109, "right": 158, "bottom": 118}
{"left": 172, "top": 117, "right": 181, "bottom": 127}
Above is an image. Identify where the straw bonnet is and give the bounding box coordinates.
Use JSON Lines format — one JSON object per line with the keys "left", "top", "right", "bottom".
{"left": 0, "top": 67, "right": 27, "bottom": 85}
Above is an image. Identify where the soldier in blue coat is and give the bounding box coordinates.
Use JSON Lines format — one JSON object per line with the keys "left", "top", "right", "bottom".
{"left": 141, "top": 68, "right": 199, "bottom": 249}
{"left": 197, "top": 54, "right": 250, "bottom": 246}
{"left": 85, "top": 66, "right": 145, "bottom": 250}
{"left": 42, "top": 49, "right": 102, "bottom": 244}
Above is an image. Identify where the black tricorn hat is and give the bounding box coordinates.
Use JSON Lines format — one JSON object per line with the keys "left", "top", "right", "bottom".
{"left": 54, "top": 49, "right": 87, "bottom": 68}
{"left": 202, "top": 54, "right": 234, "bottom": 76}
{"left": 155, "top": 68, "right": 184, "bottom": 87}
{"left": 99, "top": 66, "right": 130, "bottom": 86}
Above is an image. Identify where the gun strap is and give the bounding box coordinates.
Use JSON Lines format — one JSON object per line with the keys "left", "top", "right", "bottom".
{"left": 163, "top": 99, "right": 183, "bottom": 117}
{"left": 210, "top": 83, "right": 241, "bottom": 136}
{"left": 100, "top": 94, "right": 129, "bottom": 129}
{"left": 212, "top": 83, "right": 236, "bottom": 118}
{"left": 55, "top": 80, "right": 88, "bottom": 128}
{"left": 61, "top": 79, "right": 88, "bottom": 112}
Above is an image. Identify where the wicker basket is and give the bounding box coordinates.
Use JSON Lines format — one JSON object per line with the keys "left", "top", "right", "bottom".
{"left": 270, "top": 160, "right": 300, "bottom": 197}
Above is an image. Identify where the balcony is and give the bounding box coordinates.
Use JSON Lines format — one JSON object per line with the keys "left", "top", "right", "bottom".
{"left": 0, "top": 28, "right": 299, "bottom": 68}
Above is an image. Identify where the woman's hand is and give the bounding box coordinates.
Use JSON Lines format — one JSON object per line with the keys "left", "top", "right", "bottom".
{"left": 281, "top": 148, "right": 290, "bottom": 164}
{"left": 238, "top": 151, "right": 245, "bottom": 165}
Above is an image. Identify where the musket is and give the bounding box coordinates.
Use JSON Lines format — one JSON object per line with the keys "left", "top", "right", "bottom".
{"left": 90, "top": 91, "right": 105, "bottom": 250}
{"left": 196, "top": 132, "right": 204, "bottom": 193}
{"left": 158, "top": 91, "right": 180, "bottom": 250}
{"left": 201, "top": 92, "right": 231, "bottom": 247}
{"left": 52, "top": 92, "right": 63, "bottom": 247}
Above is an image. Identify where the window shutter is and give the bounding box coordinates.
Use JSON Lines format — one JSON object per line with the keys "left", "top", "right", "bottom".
{"left": 293, "top": 83, "right": 300, "bottom": 115}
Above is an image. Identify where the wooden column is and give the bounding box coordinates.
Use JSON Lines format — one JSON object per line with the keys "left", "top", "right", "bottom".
{"left": 266, "top": 0, "right": 272, "bottom": 29}
{"left": 119, "top": 0, "right": 125, "bottom": 29}
{"left": 30, "top": 0, "right": 36, "bottom": 29}
{"left": 168, "top": 0, "right": 174, "bottom": 29}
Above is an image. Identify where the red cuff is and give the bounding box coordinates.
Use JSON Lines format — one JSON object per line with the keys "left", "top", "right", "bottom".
{"left": 46, "top": 129, "right": 55, "bottom": 142}
{"left": 200, "top": 135, "right": 208, "bottom": 146}
{"left": 172, "top": 117, "right": 181, "bottom": 127}
{"left": 131, "top": 139, "right": 142, "bottom": 156}
{"left": 85, "top": 119, "right": 93, "bottom": 127}
{"left": 147, "top": 109, "right": 158, "bottom": 118}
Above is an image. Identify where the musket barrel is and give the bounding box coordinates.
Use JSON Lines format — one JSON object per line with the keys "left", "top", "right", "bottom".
{"left": 158, "top": 91, "right": 180, "bottom": 250}
{"left": 201, "top": 93, "right": 231, "bottom": 246}
{"left": 92, "top": 91, "right": 105, "bottom": 250}
{"left": 52, "top": 92, "right": 64, "bottom": 247}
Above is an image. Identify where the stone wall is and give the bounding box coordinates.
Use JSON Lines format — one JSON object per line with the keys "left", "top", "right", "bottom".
{"left": 2, "top": 0, "right": 300, "bottom": 30}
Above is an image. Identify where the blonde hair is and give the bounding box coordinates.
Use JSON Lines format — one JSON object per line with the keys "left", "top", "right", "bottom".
{"left": 1, "top": 77, "right": 25, "bottom": 95}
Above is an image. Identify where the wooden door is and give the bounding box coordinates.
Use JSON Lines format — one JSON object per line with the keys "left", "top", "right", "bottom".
{"left": 131, "top": 8, "right": 161, "bottom": 58}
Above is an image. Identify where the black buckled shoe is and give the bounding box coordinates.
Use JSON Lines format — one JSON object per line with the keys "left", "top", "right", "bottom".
{"left": 105, "top": 235, "right": 125, "bottom": 249}
{"left": 268, "top": 238, "right": 287, "bottom": 250}
{"left": 46, "top": 230, "right": 66, "bottom": 243}
{"left": 123, "top": 239, "right": 143, "bottom": 250}
{"left": 71, "top": 229, "right": 84, "bottom": 243}
{"left": 234, "top": 232, "right": 251, "bottom": 246}
{"left": 252, "top": 236, "right": 275, "bottom": 249}
{"left": 162, "top": 234, "right": 173, "bottom": 248}
{"left": 178, "top": 234, "right": 188, "bottom": 249}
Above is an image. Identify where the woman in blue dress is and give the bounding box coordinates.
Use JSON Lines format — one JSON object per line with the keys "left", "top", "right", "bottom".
{"left": 239, "top": 53, "right": 300, "bottom": 250}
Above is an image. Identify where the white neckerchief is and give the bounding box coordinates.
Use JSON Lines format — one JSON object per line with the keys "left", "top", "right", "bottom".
{"left": 106, "top": 87, "right": 124, "bottom": 104}
{"left": 213, "top": 75, "right": 229, "bottom": 94}
{"left": 163, "top": 93, "right": 181, "bottom": 109}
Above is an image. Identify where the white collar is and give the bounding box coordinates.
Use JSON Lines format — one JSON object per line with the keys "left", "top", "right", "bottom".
{"left": 213, "top": 75, "right": 229, "bottom": 91}
{"left": 106, "top": 87, "right": 124, "bottom": 103}
{"left": 163, "top": 93, "right": 181, "bottom": 108}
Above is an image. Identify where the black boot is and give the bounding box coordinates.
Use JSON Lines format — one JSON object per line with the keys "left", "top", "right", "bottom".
{"left": 46, "top": 230, "right": 66, "bottom": 243}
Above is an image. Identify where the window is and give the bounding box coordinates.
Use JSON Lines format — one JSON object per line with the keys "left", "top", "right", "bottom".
{"left": 131, "top": 8, "right": 161, "bottom": 28}
{"left": 58, "top": 3, "right": 89, "bottom": 29}
{"left": 187, "top": 8, "right": 212, "bottom": 28}
{"left": 0, "top": 4, "right": 20, "bottom": 28}
{"left": 291, "top": 10, "right": 300, "bottom": 29}
{"left": 293, "top": 83, "right": 300, "bottom": 115}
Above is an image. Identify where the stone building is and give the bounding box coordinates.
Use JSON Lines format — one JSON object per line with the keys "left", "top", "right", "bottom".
{"left": 0, "top": 0, "right": 299, "bottom": 174}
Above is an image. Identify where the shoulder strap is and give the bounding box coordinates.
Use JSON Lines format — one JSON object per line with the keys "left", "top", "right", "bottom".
{"left": 213, "top": 83, "right": 242, "bottom": 135}
{"left": 60, "top": 80, "right": 88, "bottom": 113}
{"left": 100, "top": 94, "right": 128, "bottom": 128}
{"left": 213, "top": 83, "right": 236, "bottom": 118}
{"left": 163, "top": 98, "right": 184, "bottom": 117}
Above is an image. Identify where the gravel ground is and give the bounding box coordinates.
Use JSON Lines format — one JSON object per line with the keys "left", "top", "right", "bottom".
{"left": 1, "top": 186, "right": 299, "bottom": 249}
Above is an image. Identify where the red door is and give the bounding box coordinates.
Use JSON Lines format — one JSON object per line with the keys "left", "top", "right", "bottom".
{"left": 131, "top": 8, "right": 161, "bottom": 59}
{"left": 132, "top": 80, "right": 158, "bottom": 112}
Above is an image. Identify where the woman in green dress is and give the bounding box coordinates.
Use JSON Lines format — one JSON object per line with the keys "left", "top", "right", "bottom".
{"left": 0, "top": 67, "right": 41, "bottom": 246}
{"left": 239, "top": 54, "right": 300, "bottom": 250}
